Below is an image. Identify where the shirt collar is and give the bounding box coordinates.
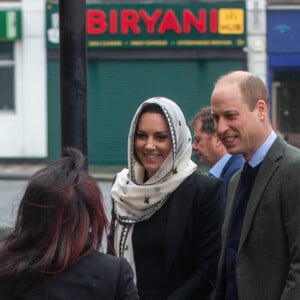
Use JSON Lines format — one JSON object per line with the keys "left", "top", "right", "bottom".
{"left": 209, "top": 153, "right": 232, "bottom": 178}
{"left": 248, "top": 131, "right": 277, "bottom": 168}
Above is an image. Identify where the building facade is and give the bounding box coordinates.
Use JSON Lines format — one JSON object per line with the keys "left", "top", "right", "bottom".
{"left": 47, "top": 0, "right": 248, "bottom": 164}
{"left": 0, "top": 0, "right": 46, "bottom": 159}
{"left": 0, "top": 0, "right": 270, "bottom": 164}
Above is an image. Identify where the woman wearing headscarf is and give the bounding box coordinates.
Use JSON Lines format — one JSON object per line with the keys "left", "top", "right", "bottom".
{"left": 109, "top": 97, "right": 224, "bottom": 300}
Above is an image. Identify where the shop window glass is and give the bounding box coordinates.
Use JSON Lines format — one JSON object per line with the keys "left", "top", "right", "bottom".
{"left": 0, "top": 42, "right": 14, "bottom": 111}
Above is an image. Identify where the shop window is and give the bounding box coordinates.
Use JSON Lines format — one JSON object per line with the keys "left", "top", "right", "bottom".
{"left": 268, "top": 0, "right": 300, "bottom": 3}
{"left": 0, "top": 42, "right": 14, "bottom": 111}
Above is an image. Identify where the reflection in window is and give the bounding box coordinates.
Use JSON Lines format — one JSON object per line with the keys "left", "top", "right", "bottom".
{"left": 0, "top": 42, "right": 14, "bottom": 111}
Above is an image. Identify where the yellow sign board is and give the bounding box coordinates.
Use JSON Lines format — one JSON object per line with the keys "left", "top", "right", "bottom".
{"left": 47, "top": 3, "right": 246, "bottom": 49}
{"left": 218, "top": 9, "right": 244, "bottom": 34}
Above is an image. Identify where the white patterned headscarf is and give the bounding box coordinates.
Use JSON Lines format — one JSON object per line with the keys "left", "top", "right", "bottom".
{"left": 111, "top": 97, "right": 197, "bottom": 281}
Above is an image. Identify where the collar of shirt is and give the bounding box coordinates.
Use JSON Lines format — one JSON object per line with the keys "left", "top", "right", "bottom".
{"left": 248, "top": 130, "right": 277, "bottom": 168}
{"left": 209, "top": 153, "right": 232, "bottom": 178}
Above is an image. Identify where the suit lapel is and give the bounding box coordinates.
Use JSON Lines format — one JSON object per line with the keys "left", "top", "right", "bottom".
{"left": 164, "top": 175, "right": 194, "bottom": 274}
{"left": 237, "top": 137, "right": 285, "bottom": 255}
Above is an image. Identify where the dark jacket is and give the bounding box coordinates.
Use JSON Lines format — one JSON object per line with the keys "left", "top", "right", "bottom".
{"left": 110, "top": 171, "right": 224, "bottom": 300}
{"left": 0, "top": 251, "right": 139, "bottom": 300}
{"left": 220, "top": 154, "right": 244, "bottom": 198}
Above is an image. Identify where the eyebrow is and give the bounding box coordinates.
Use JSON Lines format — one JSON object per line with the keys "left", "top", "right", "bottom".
{"left": 136, "top": 130, "right": 170, "bottom": 134}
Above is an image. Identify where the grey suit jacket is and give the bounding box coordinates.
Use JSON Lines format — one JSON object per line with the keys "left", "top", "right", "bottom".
{"left": 215, "top": 136, "right": 300, "bottom": 300}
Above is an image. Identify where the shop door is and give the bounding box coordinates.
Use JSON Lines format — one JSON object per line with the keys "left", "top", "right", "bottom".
{"left": 48, "top": 59, "right": 245, "bottom": 164}
{"left": 273, "top": 79, "right": 300, "bottom": 148}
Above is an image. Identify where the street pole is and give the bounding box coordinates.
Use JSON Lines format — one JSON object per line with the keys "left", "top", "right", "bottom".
{"left": 59, "top": 0, "right": 88, "bottom": 169}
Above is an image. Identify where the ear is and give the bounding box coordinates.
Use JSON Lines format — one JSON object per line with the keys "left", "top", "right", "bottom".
{"left": 256, "top": 99, "right": 268, "bottom": 120}
{"left": 214, "top": 133, "right": 222, "bottom": 146}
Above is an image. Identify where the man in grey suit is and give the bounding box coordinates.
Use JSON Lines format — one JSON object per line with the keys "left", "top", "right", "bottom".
{"left": 211, "top": 70, "right": 300, "bottom": 300}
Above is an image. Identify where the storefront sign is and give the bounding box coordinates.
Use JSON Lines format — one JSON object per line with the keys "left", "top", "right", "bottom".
{"left": 268, "top": 10, "right": 300, "bottom": 53}
{"left": 0, "top": 10, "right": 22, "bottom": 41}
{"left": 47, "top": 2, "right": 246, "bottom": 49}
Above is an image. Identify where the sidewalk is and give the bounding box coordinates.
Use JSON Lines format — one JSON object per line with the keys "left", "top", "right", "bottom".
{"left": 0, "top": 163, "right": 124, "bottom": 241}
{"left": 0, "top": 163, "right": 123, "bottom": 181}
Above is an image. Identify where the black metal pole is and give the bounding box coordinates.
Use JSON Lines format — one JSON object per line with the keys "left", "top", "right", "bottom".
{"left": 59, "top": 0, "right": 88, "bottom": 168}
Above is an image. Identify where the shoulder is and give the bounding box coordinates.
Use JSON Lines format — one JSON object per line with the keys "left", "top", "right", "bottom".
{"left": 173, "top": 171, "right": 224, "bottom": 200}
{"left": 270, "top": 136, "right": 300, "bottom": 160}
{"left": 284, "top": 142, "right": 300, "bottom": 161}
{"left": 280, "top": 144, "right": 300, "bottom": 178}
{"left": 76, "top": 251, "right": 130, "bottom": 272}
{"left": 187, "top": 171, "right": 223, "bottom": 189}
{"left": 61, "top": 252, "right": 135, "bottom": 288}
{"left": 175, "top": 173, "right": 225, "bottom": 222}
{"left": 268, "top": 137, "right": 300, "bottom": 170}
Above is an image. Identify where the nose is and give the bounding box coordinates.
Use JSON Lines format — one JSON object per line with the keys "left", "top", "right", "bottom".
{"left": 192, "top": 141, "right": 198, "bottom": 150}
{"left": 144, "top": 137, "right": 156, "bottom": 149}
{"left": 215, "top": 117, "right": 228, "bottom": 135}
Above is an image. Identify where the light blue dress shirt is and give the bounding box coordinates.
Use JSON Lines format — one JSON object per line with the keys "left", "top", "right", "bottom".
{"left": 248, "top": 131, "right": 277, "bottom": 168}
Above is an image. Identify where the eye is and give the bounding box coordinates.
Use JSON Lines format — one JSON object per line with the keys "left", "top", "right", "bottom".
{"left": 156, "top": 133, "right": 169, "bottom": 140}
{"left": 226, "top": 113, "right": 237, "bottom": 120}
{"left": 136, "top": 132, "right": 147, "bottom": 140}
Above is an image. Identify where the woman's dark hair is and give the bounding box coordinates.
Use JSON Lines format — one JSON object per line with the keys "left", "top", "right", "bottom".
{"left": 139, "top": 103, "right": 164, "bottom": 116}
{"left": 0, "top": 148, "right": 108, "bottom": 296}
{"left": 135, "top": 103, "right": 166, "bottom": 137}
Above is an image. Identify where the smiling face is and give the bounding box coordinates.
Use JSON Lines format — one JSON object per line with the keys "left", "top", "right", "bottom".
{"left": 134, "top": 112, "right": 172, "bottom": 179}
{"left": 211, "top": 82, "right": 270, "bottom": 161}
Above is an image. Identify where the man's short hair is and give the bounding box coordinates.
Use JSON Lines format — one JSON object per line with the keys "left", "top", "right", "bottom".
{"left": 190, "top": 106, "right": 216, "bottom": 135}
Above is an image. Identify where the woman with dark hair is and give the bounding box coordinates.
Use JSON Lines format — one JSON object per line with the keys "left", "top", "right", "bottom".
{"left": 109, "top": 97, "right": 224, "bottom": 299}
{"left": 0, "top": 148, "right": 138, "bottom": 300}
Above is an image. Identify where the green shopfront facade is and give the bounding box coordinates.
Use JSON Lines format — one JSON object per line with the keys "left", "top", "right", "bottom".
{"left": 47, "top": 1, "right": 246, "bottom": 165}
